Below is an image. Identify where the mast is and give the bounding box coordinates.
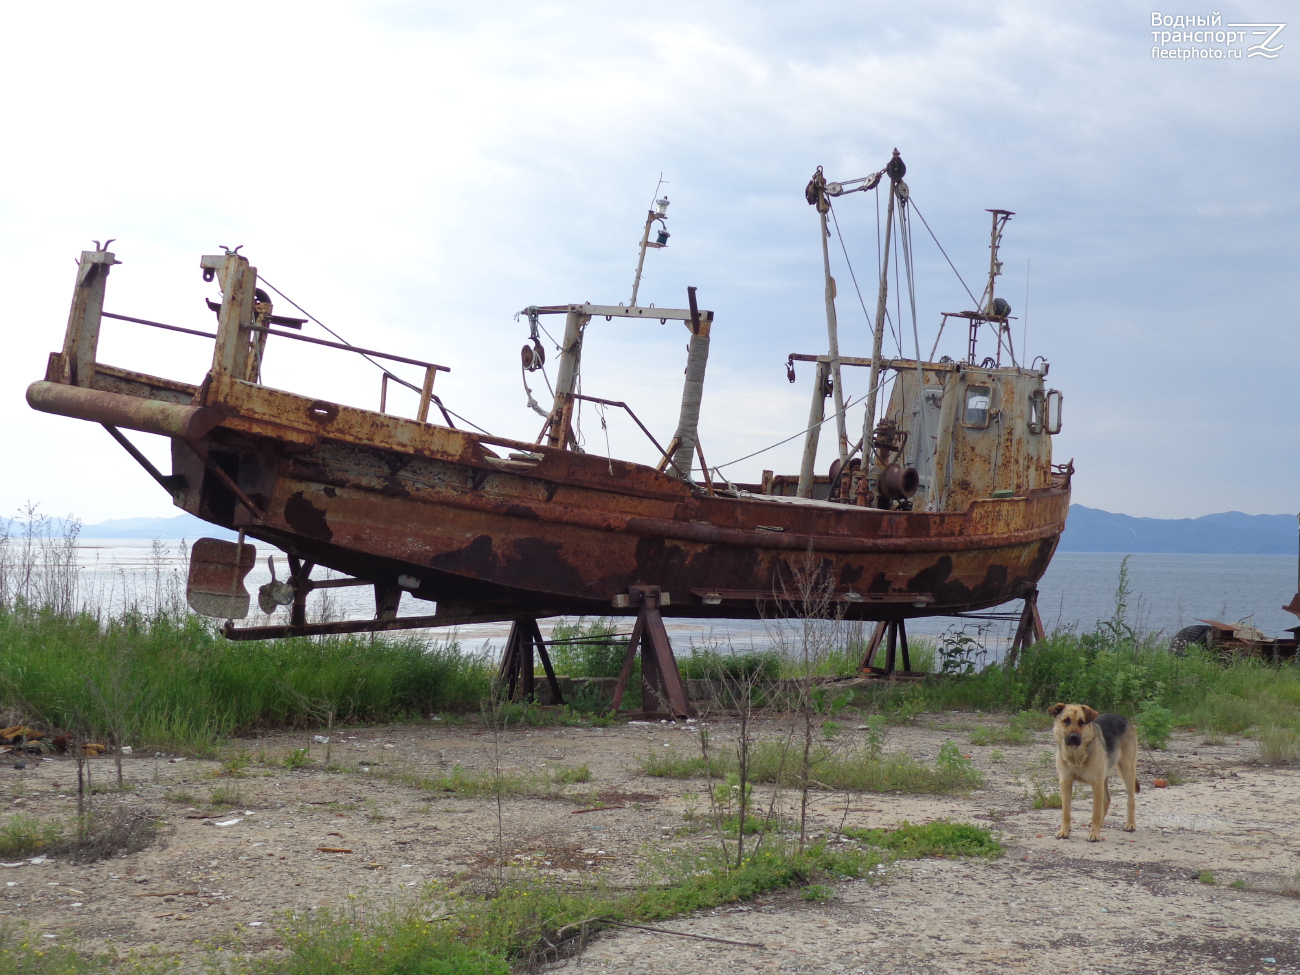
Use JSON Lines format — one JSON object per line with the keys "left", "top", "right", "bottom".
{"left": 863, "top": 149, "right": 906, "bottom": 494}
{"left": 969, "top": 209, "right": 1014, "bottom": 365}
{"left": 630, "top": 195, "right": 670, "bottom": 307}
{"left": 546, "top": 307, "right": 590, "bottom": 449}
{"left": 807, "top": 168, "right": 849, "bottom": 466}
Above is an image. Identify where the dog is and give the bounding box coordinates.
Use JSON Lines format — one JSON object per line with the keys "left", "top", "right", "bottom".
{"left": 1047, "top": 703, "right": 1139, "bottom": 841}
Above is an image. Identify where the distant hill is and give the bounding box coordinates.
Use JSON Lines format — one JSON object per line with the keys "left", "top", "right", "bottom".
{"left": 8, "top": 506, "right": 1296, "bottom": 554}
{"left": 1060, "top": 505, "right": 1298, "bottom": 555}
{"left": 77, "top": 513, "right": 237, "bottom": 540}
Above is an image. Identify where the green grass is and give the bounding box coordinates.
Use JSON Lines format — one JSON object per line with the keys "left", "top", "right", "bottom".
{"left": 1030, "top": 785, "right": 1063, "bottom": 809}
{"left": 546, "top": 617, "right": 631, "bottom": 679}
{"left": 549, "top": 764, "right": 592, "bottom": 784}
{"left": 0, "top": 605, "right": 490, "bottom": 752}
{"left": 0, "top": 808, "right": 167, "bottom": 866}
{"left": 969, "top": 710, "right": 1047, "bottom": 746}
{"left": 678, "top": 648, "right": 783, "bottom": 682}
{"left": 0, "top": 819, "right": 995, "bottom": 974}
{"left": 0, "top": 922, "right": 99, "bottom": 975}
{"left": 640, "top": 739, "right": 983, "bottom": 794}
{"left": 842, "top": 820, "right": 1003, "bottom": 859}
{"left": 251, "top": 822, "right": 991, "bottom": 974}
{"left": 846, "top": 633, "right": 1300, "bottom": 738}
{"left": 389, "top": 763, "right": 592, "bottom": 799}
{"left": 1257, "top": 726, "right": 1300, "bottom": 765}
{"left": 0, "top": 841, "right": 883, "bottom": 975}
{"left": 678, "top": 640, "right": 936, "bottom": 682}
{"left": 0, "top": 814, "right": 62, "bottom": 858}
{"left": 209, "top": 783, "right": 245, "bottom": 808}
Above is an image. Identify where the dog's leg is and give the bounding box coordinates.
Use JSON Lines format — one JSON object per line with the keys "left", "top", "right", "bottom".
{"left": 1121, "top": 749, "right": 1138, "bottom": 832}
{"left": 1087, "top": 780, "right": 1106, "bottom": 841}
{"left": 1056, "top": 775, "right": 1072, "bottom": 839}
{"left": 1103, "top": 778, "right": 1111, "bottom": 819}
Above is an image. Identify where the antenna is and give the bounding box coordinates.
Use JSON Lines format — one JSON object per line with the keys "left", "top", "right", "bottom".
{"left": 630, "top": 174, "right": 671, "bottom": 307}
{"left": 1023, "top": 258, "right": 1031, "bottom": 365}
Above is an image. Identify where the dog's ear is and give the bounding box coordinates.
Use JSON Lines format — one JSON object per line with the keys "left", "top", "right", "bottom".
{"left": 1047, "top": 703, "right": 1066, "bottom": 717}
{"left": 1080, "top": 705, "right": 1099, "bottom": 723}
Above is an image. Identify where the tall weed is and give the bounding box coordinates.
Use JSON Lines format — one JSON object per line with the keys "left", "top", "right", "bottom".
{"left": 0, "top": 607, "right": 490, "bottom": 751}
{"left": 546, "top": 616, "right": 630, "bottom": 679}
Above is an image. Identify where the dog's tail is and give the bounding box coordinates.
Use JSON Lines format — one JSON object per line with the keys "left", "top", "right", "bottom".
{"left": 1135, "top": 781, "right": 1141, "bottom": 793}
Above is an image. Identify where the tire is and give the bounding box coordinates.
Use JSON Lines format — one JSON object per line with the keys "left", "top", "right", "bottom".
{"left": 1170, "top": 624, "right": 1212, "bottom": 656}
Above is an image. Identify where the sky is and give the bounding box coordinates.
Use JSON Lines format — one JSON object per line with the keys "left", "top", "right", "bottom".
{"left": 1, "top": 0, "right": 1295, "bottom": 524}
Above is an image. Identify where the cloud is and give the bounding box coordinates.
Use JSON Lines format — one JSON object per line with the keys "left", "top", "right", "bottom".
{"left": 1, "top": 0, "right": 1295, "bottom": 521}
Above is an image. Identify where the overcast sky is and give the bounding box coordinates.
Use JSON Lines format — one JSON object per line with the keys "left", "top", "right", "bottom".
{"left": 1, "top": 0, "right": 1295, "bottom": 524}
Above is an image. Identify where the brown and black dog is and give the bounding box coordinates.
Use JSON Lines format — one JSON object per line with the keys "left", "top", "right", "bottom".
{"left": 1048, "top": 703, "right": 1139, "bottom": 841}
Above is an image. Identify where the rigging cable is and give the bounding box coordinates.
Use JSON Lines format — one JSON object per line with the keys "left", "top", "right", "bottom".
{"left": 827, "top": 202, "right": 874, "bottom": 332}
{"left": 906, "top": 198, "right": 985, "bottom": 362}
{"left": 596, "top": 400, "right": 614, "bottom": 475}
{"left": 710, "top": 393, "right": 862, "bottom": 472}
{"left": 518, "top": 308, "right": 556, "bottom": 418}
{"left": 709, "top": 365, "right": 904, "bottom": 474}
{"left": 258, "top": 276, "right": 493, "bottom": 435}
{"left": 908, "top": 200, "right": 980, "bottom": 308}
{"left": 897, "top": 201, "right": 930, "bottom": 472}
{"left": 521, "top": 362, "right": 550, "bottom": 418}
{"left": 829, "top": 201, "right": 900, "bottom": 357}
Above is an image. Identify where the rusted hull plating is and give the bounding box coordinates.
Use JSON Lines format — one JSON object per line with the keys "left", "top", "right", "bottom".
{"left": 28, "top": 371, "right": 1069, "bottom": 623}
{"left": 123, "top": 374, "right": 1072, "bottom": 623}
{"left": 253, "top": 450, "right": 1065, "bottom": 621}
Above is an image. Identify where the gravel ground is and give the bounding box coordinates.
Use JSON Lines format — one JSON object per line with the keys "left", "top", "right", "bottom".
{"left": 1, "top": 714, "right": 1297, "bottom": 973}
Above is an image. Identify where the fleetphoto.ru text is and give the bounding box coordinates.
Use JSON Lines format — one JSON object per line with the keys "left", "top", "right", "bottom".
{"left": 1150, "top": 11, "right": 1285, "bottom": 60}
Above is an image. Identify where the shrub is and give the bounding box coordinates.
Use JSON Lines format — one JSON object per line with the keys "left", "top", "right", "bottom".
{"left": 843, "top": 820, "right": 1002, "bottom": 859}
{"left": 0, "top": 606, "right": 491, "bottom": 751}
{"left": 0, "top": 808, "right": 170, "bottom": 864}
{"left": 679, "top": 648, "right": 781, "bottom": 682}
{"left": 1136, "top": 701, "right": 1174, "bottom": 750}
{"left": 0, "top": 814, "right": 62, "bottom": 858}
{"left": 550, "top": 764, "right": 591, "bottom": 784}
{"left": 546, "top": 617, "right": 630, "bottom": 678}
{"left": 1257, "top": 727, "right": 1300, "bottom": 765}
{"left": 641, "top": 739, "right": 983, "bottom": 794}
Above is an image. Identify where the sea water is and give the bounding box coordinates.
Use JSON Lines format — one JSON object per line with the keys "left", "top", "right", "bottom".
{"left": 60, "top": 539, "right": 1300, "bottom": 657}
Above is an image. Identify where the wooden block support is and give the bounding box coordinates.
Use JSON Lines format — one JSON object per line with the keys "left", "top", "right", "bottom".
{"left": 1004, "top": 588, "right": 1046, "bottom": 668}
{"left": 609, "top": 586, "right": 694, "bottom": 718}
{"left": 861, "top": 619, "right": 909, "bottom": 675}
{"left": 498, "top": 618, "right": 565, "bottom": 705}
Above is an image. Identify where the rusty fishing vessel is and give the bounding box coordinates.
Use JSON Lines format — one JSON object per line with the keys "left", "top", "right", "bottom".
{"left": 26, "top": 150, "right": 1069, "bottom": 713}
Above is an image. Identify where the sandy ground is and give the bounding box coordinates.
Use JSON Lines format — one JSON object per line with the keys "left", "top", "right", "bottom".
{"left": 2, "top": 713, "right": 1299, "bottom": 974}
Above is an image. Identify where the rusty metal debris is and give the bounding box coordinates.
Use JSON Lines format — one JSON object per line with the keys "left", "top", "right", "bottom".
{"left": 1172, "top": 516, "right": 1300, "bottom": 662}
{"left": 1182, "top": 619, "right": 1299, "bottom": 663}
{"left": 27, "top": 153, "right": 1071, "bottom": 693}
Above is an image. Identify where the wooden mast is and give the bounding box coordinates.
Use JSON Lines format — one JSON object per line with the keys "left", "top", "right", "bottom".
{"left": 863, "top": 149, "right": 905, "bottom": 500}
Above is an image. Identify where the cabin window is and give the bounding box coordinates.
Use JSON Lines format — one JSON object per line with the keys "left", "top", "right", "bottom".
{"left": 963, "top": 385, "right": 992, "bottom": 428}
{"left": 1027, "top": 389, "right": 1045, "bottom": 435}
{"left": 1045, "top": 389, "right": 1063, "bottom": 434}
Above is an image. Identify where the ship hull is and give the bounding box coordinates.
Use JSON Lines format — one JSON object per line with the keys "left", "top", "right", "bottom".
{"left": 172, "top": 376, "right": 1069, "bottom": 622}
{"left": 29, "top": 374, "right": 1070, "bottom": 624}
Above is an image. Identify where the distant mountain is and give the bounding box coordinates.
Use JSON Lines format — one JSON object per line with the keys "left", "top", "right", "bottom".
{"left": 11, "top": 505, "right": 1297, "bottom": 554}
{"left": 1059, "top": 505, "right": 1298, "bottom": 555}
{"left": 77, "top": 514, "right": 237, "bottom": 540}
